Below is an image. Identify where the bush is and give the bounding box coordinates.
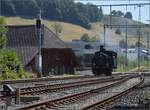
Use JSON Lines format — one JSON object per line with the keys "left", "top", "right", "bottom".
{"left": 0, "top": 50, "right": 28, "bottom": 80}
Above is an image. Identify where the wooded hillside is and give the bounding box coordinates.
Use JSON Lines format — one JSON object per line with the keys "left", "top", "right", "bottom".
{"left": 1, "top": 0, "right": 103, "bottom": 29}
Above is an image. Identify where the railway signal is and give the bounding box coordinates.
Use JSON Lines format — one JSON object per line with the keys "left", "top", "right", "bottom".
{"left": 36, "top": 10, "right": 42, "bottom": 77}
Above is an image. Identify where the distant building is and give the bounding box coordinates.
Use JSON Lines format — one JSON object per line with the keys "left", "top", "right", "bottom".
{"left": 121, "top": 48, "right": 149, "bottom": 61}
{"left": 6, "top": 25, "right": 77, "bottom": 76}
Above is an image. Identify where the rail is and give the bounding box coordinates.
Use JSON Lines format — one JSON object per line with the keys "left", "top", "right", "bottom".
{"left": 17, "top": 76, "right": 132, "bottom": 110}
{"left": 0, "top": 76, "right": 123, "bottom": 98}
{"left": 81, "top": 78, "right": 144, "bottom": 110}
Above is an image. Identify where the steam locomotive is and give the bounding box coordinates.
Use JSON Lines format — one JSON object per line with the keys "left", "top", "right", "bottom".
{"left": 92, "top": 45, "right": 117, "bottom": 76}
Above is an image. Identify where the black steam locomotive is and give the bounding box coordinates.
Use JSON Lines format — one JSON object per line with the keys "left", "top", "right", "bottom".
{"left": 92, "top": 45, "right": 117, "bottom": 76}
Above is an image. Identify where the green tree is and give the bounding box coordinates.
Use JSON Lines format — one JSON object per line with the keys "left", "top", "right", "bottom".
{"left": 90, "top": 36, "right": 97, "bottom": 42}
{"left": 13, "top": 0, "right": 39, "bottom": 17}
{"left": 111, "top": 10, "right": 124, "bottom": 17}
{"left": 51, "top": 23, "right": 63, "bottom": 36}
{"left": 135, "top": 42, "right": 144, "bottom": 47}
{"left": 1, "top": 0, "right": 16, "bottom": 16}
{"left": 124, "top": 12, "right": 133, "bottom": 19}
{"left": 0, "top": 17, "right": 7, "bottom": 49}
{"left": 1, "top": 0, "right": 103, "bottom": 29}
{"left": 24, "top": 0, "right": 39, "bottom": 17}
{"left": 117, "top": 10, "right": 124, "bottom": 17}
{"left": 80, "top": 33, "right": 90, "bottom": 42}
{"left": 115, "top": 28, "right": 121, "bottom": 35}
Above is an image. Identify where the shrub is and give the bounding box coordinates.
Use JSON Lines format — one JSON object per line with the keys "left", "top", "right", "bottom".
{"left": 0, "top": 50, "right": 28, "bottom": 80}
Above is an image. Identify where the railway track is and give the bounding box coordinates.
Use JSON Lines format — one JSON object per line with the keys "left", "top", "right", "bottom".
{"left": 81, "top": 78, "right": 144, "bottom": 110}
{"left": 21, "top": 76, "right": 124, "bottom": 95}
{"left": 0, "top": 75, "right": 108, "bottom": 91}
{"left": 0, "top": 75, "right": 120, "bottom": 90}
{"left": 0, "top": 72, "right": 147, "bottom": 91}
{"left": 0, "top": 76, "right": 123, "bottom": 99}
{"left": 0, "top": 75, "right": 93, "bottom": 85}
{"left": 17, "top": 76, "right": 140, "bottom": 110}
{"left": 0, "top": 72, "right": 148, "bottom": 110}
{"left": 0, "top": 72, "right": 146, "bottom": 85}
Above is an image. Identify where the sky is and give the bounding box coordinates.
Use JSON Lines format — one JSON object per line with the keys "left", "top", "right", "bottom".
{"left": 75, "top": 0, "right": 150, "bottom": 24}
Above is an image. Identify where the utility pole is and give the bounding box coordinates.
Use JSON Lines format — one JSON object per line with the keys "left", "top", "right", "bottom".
{"left": 110, "top": 5, "right": 112, "bottom": 29}
{"left": 103, "top": 24, "right": 106, "bottom": 47}
{"left": 149, "top": 0, "right": 150, "bottom": 71}
{"left": 137, "top": 30, "right": 141, "bottom": 72}
{"left": 36, "top": 10, "right": 42, "bottom": 77}
{"left": 147, "top": 32, "right": 149, "bottom": 71}
{"left": 125, "top": 4, "right": 128, "bottom": 71}
{"left": 125, "top": 22, "right": 128, "bottom": 69}
{"left": 137, "top": 5, "right": 142, "bottom": 72}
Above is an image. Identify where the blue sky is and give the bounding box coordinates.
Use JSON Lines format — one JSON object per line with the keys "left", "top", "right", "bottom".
{"left": 75, "top": 0, "right": 150, "bottom": 24}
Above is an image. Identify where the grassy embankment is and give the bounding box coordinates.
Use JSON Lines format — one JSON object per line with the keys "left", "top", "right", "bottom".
{"left": 5, "top": 17, "right": 123, "bottom": 43}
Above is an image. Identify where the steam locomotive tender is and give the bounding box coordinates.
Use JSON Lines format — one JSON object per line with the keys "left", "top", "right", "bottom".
{"left": 92, "top": 45, "right": 117, "bottom": 76}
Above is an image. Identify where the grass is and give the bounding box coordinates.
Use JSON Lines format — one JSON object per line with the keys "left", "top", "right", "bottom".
{"left": 5, "top": 17, "right": 101, "bottom": 41}
{"left": 5, "top": 16, "right": 147, "bottom": 46}
{"left": 116, "top": 59, "right": 149, "bottom": 72}
{"left": 5, "top": 16, "right": 124, "bottom": 42}
{"left": 103, "top": 16, "right": 149, "bottom": 46}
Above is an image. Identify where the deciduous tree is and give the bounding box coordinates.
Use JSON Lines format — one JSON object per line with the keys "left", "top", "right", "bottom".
{"left": 51, "top": 23, "right": 63, "bottom": 36}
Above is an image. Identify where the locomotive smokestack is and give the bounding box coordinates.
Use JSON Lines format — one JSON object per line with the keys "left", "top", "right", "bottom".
{"left": 100, "top": 45, "right": 105, "bottom": 52}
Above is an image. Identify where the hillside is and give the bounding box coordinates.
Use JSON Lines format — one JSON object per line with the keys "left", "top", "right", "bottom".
{"left": 102, "top": 16, "right": 149, "bottom": 46}
{"left": 6, "top": 17, "right": 95, "bottom": 41}
{"left": 5, "top": 16, "right": 148, "bottom": 46}
{"left": 103, "top": 16, "right": 149, "bottom": 37}
{"left": 5, "top": 17, "right": 123, "bottom": 45}
{"left": 1, "top": 0, "right": 102, "bottom": 29}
